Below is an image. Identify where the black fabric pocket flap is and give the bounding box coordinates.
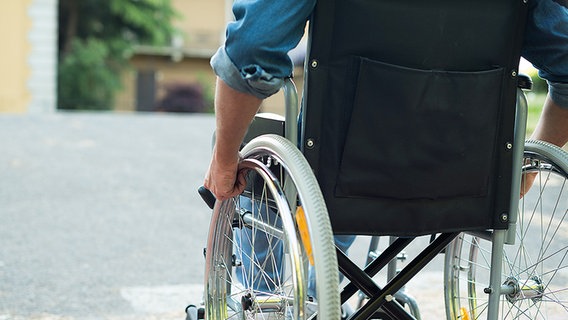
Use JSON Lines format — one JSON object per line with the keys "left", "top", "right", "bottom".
{"left": 336, "top": 57, "right": 504, "bottom": 200}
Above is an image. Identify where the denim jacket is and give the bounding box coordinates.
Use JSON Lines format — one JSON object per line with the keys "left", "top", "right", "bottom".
{"left": 212, "top": 0, "right": 568, "bottom": 108}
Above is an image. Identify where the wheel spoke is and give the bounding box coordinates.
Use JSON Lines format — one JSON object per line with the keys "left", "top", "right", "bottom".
{"left": 444, "top": 142, "right": 568, "bottom": 319}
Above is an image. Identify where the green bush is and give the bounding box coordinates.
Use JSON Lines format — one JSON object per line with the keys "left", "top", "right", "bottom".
{"left": 58, "top": 39, "right": 120, "bottom": 110}
{"left": 57, "top": 0, "right": 178, "bottom": 110}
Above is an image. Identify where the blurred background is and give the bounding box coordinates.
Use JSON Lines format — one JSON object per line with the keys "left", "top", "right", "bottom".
{"left": 0, "top": 1, "right": 548, "bottom": 122}
{"left": 0, "top": 0, "right": 299, "bottom": 116}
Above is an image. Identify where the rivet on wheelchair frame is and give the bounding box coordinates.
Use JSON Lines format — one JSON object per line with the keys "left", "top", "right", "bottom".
{"left": 385, "top": 294, "right": 394, "bottom": 302}
{"left": 306, "top": 139, "right": 315, "bottom": 149}
{"left": 310, "top": 60, "right": 318, "bottom": 68}
{"left": 484, "top": 287, "right": 493, "bottom": 294}
{"left": 511, "top": 70, "right": 517, "bottom": 77}
{"left": 506, "top": 142, "right": 513, "bottom": 150}
{"left": 501, "top": 213, "right": 508, "bottom": 222}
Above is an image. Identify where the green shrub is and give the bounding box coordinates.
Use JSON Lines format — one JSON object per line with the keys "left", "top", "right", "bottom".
{"left": 57, "top": 0, "right": 178, "bottom": 110}
{"left": 58, "top": 39, "right": 120, "bottom": 110}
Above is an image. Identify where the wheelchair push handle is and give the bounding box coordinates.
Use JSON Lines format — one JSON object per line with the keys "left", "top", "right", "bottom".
{"left": 198, "top": 186, "right": 216, "bottom": 209}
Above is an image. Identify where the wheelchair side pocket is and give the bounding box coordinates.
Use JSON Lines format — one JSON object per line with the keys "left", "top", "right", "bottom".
{"left": 336, "top": 58, "right": 505, "bottom": 200}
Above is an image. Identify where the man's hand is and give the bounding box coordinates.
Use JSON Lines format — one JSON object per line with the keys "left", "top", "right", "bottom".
{"left": 204, "top": 149, "right": 247, "bottom": 201}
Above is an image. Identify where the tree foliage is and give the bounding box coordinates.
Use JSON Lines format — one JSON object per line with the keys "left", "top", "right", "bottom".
{"left": 58, "top": 0, "right": 178, "bottom": 110}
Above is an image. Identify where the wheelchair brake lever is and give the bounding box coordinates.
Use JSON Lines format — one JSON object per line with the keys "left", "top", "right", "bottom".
{"left": 198, "top": 186, "right": 216, "bottom": 209}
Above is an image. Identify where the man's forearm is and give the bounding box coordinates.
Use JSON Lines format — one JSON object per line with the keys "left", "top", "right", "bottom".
{"left": 530, "top": 94, "right": 568, "bottom": 147}
{"left": 213, "top": 77, "right": 263, "bottom": 163}
{"left": 203, "top": 78, "right": 263, "bottom": 200}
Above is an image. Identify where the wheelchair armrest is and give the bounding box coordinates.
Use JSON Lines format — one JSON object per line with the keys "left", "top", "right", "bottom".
{"left": 517, "top": 73, "right": 533, "bottom": 90}
{"left": 243, "top": 113, "right": 285, "bottom": 146}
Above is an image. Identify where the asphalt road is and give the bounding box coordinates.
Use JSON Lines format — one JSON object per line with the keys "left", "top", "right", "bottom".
{"left": 1, "top": 113, "right": 215, "bottom": 319}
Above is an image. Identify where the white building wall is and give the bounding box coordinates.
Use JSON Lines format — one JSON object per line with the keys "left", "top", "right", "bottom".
{"left": 27, "top": 0, "right": 57, "bottom": 113}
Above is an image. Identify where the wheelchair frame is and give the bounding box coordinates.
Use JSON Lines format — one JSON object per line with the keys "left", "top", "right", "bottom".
{"left": 283, "top": 79, "right": 526, "bottom": 320}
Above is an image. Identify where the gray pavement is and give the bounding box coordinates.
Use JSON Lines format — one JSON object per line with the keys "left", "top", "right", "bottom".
{"left": 0, "top": 112, "right": 451, "bottom": 320}
{"left": 0, "top": 113, "right": 215, "bottom": 319}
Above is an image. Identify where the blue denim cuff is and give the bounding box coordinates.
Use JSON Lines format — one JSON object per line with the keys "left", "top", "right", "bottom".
{"left": 549, "top": 81, "right": 568, "bottom": 109}
{"left": 210, "top": 47, "right": 284, "bottom": 100}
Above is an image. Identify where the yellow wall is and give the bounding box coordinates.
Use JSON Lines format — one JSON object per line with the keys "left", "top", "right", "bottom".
{"left": 0, "top": 1, "right": 31, "bottom": 112}
{"left": 114, "top": 55, "right": 216, "bottom": 111}
{"left": 115, "top": 0, "right": 226, "bottom": 111}
{"left": 172, "top": 0, "right": 226, "bottom": 51}
{"left": 116, "top": 0, "right": 303, "bottom": 115}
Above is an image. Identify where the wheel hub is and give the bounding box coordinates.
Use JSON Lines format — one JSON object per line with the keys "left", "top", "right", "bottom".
{"left": 503, "top": 276, "right": 545, "bottom": 303}
{"left": 240, "top": 291, "right": 287, "bottom": 314}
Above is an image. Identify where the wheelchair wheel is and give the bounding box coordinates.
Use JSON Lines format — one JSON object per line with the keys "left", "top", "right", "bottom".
{"left": 444, "top": 140, "right": 568, "bottom": 319}
{"left": 204, "top": 134, "right": 341, "bottom": 320}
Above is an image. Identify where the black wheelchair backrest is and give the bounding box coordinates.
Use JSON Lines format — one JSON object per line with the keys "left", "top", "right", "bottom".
{"left": 301, "top": 0, "right": 529, "bottom": 235}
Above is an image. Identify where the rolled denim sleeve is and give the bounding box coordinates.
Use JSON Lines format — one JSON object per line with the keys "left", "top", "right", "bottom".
{"left": 522, "top": 0, "right": 568, "bottom": 108}
{"left": 211, "top": 47, "right": 284, "bottom": 99}
{"left": 211, "top": 0, "right": 316, "bottom": 99}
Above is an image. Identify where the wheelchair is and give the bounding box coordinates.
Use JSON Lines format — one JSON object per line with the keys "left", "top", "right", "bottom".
{"left": 194, "top": 0, "right": 568, "bottom": 319}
